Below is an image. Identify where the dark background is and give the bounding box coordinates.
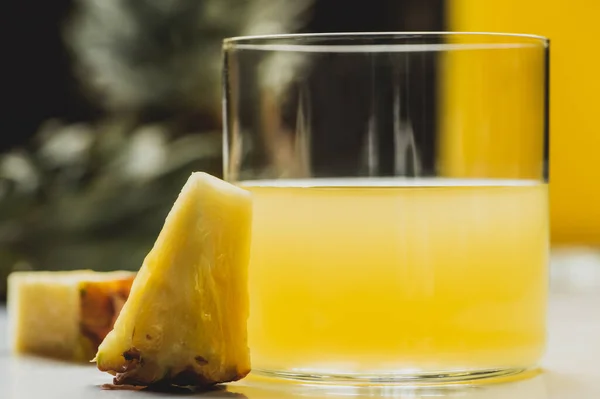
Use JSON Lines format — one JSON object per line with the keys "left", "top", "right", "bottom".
{"left": 1, "top": 0, "right": 444, "bottom": 153}
{"left": 0, "top": 0, "right": 444, "bottom": 300}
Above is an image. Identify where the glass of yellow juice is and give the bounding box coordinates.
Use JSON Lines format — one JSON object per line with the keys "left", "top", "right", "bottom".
{"left": 222, "top": 32, "right": 549, "bottom": 384}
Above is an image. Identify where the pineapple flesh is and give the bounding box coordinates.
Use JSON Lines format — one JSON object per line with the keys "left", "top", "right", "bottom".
{"left": 95, "top": 172, "right": 253, "bottom": 388}
{"left": 7, "top": 270, "right": 135, "bottom": 362}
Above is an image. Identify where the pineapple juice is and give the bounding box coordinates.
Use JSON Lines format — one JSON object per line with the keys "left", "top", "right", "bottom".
{"left": 242, "top": 179, "right": 548, "bottom": 376}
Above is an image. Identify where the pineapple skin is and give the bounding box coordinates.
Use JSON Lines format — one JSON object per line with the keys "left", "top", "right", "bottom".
{"left": 7, "top": 270, "right": 135, "bottom": 362}
{"left": 95, "top": 172, "right": 253, "bottom": 387}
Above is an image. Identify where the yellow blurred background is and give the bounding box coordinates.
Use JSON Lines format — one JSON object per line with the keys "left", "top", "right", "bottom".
{"left": 439, "top": 34, "right": 546, "bottom": 182}
{"left": 449, "top": 0, "right": 600, "bottom": 246}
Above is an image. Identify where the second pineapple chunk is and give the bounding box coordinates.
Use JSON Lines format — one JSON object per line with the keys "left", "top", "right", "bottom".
{"left": 8, "top": 270, "right": 135, "bottom": 362}
{"left": 95, "top": 172, "right": 253, "bottom": 387}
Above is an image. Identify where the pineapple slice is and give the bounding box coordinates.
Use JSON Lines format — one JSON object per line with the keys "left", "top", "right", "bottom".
{"left": 95, "top": 172, "right": 253, "bottom": 388}
{"left": 7, "top": 270, "right": 135, "bottom": 361}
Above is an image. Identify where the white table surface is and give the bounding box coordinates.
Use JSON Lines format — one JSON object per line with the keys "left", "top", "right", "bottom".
{"left": 1, "top": 250, "right": 599, "bottom": 399}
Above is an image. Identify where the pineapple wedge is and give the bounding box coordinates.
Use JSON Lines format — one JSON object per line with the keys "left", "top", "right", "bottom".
{"left": 7, "top": 270, "right": 135, "bottom": 361}
{"left": 95, "top": 172, "right": 253, "bottom": 388}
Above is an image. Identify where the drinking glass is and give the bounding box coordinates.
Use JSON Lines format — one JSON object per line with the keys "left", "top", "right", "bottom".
{"left": 222, "top": 32, "right": 549, "bottom": 384}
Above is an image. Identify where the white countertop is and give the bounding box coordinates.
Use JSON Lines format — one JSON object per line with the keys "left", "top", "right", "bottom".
{"left": 1, "top": 250, "right": 599, "bottom": 399}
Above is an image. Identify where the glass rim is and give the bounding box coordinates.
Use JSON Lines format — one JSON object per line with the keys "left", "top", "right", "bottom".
{"left": 223, "top": 31, "right": 549, "bottom": 50}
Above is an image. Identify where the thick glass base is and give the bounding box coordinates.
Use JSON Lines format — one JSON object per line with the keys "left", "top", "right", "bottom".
{"left": 253, "top": 366, "right": 533, "bottom": 386}
{"left": 234, "top": 368, "right": 544, "bottom": 399}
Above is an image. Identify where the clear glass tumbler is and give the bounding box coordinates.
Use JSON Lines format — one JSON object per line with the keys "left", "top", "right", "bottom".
{"left": 222, "top": 32, "right": 549, "bottom": 384}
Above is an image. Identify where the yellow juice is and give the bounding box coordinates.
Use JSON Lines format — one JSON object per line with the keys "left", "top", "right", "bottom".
{"left": 243, "top": 179, "right": 548, "bottom": 376}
